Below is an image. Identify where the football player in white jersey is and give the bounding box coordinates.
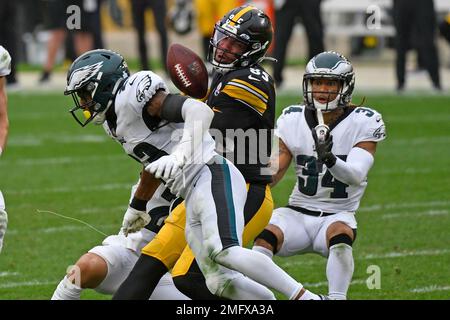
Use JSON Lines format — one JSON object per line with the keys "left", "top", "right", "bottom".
{"left": 64, "top": 49, "right": 319, "bottom": 300}
{"left": 51, "top": 181, "right": 189, "bottom": 300}
{"left": 0, "top": 45, "right": 11, "bottom": 253}
{"left": 253, "top": 51, "right": 387, "bottom": 300}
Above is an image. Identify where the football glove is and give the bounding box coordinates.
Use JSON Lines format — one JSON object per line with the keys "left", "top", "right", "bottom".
{"left": 0, "top": 209, "right": 7, "bottom": 253}
{"left": 312, "top": 129, "right": 336, "bottom": 168}
{"left": 120, "top": 207, "right": 150, "bottom": 236}
{"left": 145, "top": 153, "right": 185, "bottom": 181}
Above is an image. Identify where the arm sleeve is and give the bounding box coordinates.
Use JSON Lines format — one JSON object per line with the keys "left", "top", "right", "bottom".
{"left": 160, "top": 94, "right": 188, "bottom": 122}
{"left": 172, "top": 98, "right": 214, "bottom": 161}
{"left": 328, "top": 146, "right": 374, "bottom": 186}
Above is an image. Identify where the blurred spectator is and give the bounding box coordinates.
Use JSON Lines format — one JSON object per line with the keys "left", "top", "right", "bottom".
{"left": 272, "top": 0, "right": 324, "bottom": 87}
{"left": 393, "top": 0, "right": 441, "bottom": 91}
{"left": 439, "top": 12, "right": 450, "bottom": 44}
{"left": 0, "top": 1, "right": 19, "bottom": 87}
{"left": 39, "top": 0, "right": 98, "bottom": 84}
{"left": 169, "top": 0, "right": 194, "bottom": 36}
{"left": 193, "top": 0, "right": 240, "bottom": 60}
{"left": 130, "top": 0, "right": 168, "bottom": 71}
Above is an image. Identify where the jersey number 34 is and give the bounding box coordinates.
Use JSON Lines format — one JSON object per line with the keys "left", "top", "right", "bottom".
{"left": 296, "top": 155, "right": 349, "bottom": 198}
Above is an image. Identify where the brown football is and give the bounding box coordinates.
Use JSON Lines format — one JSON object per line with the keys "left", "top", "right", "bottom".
{"left": 166, "top": 43, "right": 208, "bottom": 99}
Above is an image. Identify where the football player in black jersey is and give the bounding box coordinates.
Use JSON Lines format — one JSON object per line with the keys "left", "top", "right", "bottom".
{"left": 115, "top": 5, "right": 323, "bottom": 300}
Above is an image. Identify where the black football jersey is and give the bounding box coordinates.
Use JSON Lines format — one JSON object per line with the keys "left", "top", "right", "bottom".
{"left": 206, "top": 65, "right": 276, "bottom": 184}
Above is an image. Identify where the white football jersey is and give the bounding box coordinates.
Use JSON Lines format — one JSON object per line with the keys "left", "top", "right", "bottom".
{"left": 103, "top": 71, "right": 216, "bottom": 197}
{"left": 0, "top": 46, "right": 11, "bottom": 77}
{"left": 276, "top": 105, "right": 386, "bottom": 213}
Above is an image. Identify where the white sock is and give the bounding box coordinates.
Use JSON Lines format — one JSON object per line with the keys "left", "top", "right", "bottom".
{"left": 215, "top": 246, "right": 302, "bottom": 299}
{"left": 221, "top": 274, "right": 276, "bottom": 300}
{"left": 150, "top": 272, "right": 190, "bottom": 300}
{"left": 252, "top": 245, "right": 274, "bottom": 259}
{"left": 326, "top": 243, "right": 354, "bottom": 300}
{"left": 51, "top": 276, "right": 82, "bottom": 300}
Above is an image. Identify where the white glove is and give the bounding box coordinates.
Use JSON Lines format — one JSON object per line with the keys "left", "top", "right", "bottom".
{"left": 145, "top": 153, "right": 185, "bottom": 180}
{"left": 120, "top": 207, "right": 150, "bottom": 236}
{"left": 0, "top": 209, "right": 7, "bottom": 253}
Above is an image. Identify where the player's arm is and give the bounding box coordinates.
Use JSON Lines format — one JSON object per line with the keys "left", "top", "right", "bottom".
{"left": 145, "top": 90, "right": 214, "bottom": 180}
{"left": 313, "top": 129, "right": 377, "bottom": 186}
{"left": 328, "top": 142, "right": 376, "bottom": 186}
{"left": 0, "top": 76, "right": 8, "bottom": 156}
{"left": 131, "top": 169, "right": 161, "bottom": 207}
{"left": 270, "top": 138, "right": 293, "bottom": 188}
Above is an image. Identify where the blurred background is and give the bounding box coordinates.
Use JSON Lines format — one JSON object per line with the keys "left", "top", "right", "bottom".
{"left": 0, "top": 0, "right": 449, "bottom": 93}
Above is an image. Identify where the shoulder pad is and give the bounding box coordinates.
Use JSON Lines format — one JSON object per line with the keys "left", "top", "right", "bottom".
{"left": 117, "top": 71, "right": 169, "bottom": 113}
{"left": 353, "top": 106, "right": 386, "bottom": 142}
{"left": 0, "top": 46, "right": 11, "bottom": 77}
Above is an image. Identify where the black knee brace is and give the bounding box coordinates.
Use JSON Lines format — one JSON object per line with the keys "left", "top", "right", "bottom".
{"left": 255, "top": 229, "right": 278, "bottom": 254}
{"left": 329, "top": 233, "right": 354, "bottom": 248}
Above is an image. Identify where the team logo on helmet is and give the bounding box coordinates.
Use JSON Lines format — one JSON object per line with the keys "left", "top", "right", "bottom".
{"left": 67, "top": 61, "right": 104, "bottom": 91}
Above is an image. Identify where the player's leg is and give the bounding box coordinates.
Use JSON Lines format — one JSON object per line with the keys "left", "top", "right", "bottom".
{"left": 90, "top": 246, "right": 189, "bottom": 300}
{"left": 112, "top": 202, "right": 187, "bottom": 300}
{"left": 252, "top": 207, "right": 325, "bottom": 300}
{"left": 184, "top": 207, "right": 275, "bottom": 300}
{"left": 172, "top": 183, "right": 273, "bottom": 299}
{"left": 313, "top": 213, "right": 357, "bottom": 300}
{"left": 189, "top": 158, "right": 314, "bottom": 299}
{"left": 51, "top": 251, "right": 107, "bottom": 300}
{"left": 0, "top": 191, "right": 7, "bottom": 253}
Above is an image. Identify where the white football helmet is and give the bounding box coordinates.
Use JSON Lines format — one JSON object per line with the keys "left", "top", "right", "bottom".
{"left": 303, "top": 51, "right": 355, "bottom": 112}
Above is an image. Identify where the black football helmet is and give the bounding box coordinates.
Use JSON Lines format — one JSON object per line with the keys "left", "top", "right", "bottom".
{"left": 208, "top": 5, "right": 273, "bottom": 73}
{"left": 64, "top": 49, "right": 130, "bottom": 126}
{"left": 303, "top": 51, "right": 355, "bottom": 111}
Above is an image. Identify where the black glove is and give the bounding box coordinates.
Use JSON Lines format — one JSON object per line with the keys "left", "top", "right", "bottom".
{"left": 312, "top": 129, "right": 336, "bottom": 168}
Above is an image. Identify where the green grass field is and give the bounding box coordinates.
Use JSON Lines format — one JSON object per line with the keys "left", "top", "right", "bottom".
{"left": 0, "top": 92, "right": 449, "bottom": 299}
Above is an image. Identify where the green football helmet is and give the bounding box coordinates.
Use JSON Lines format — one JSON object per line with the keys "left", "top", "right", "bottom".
{"left": 64, "top": 49, "right": 130, "bottom": 126}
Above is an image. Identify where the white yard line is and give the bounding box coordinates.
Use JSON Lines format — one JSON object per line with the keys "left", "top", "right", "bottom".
{"left": 7, "top": 224, "right": 117, "bottom": 236}
{"left": 359, "top": 200, "right": 450, "bottom": 213}
{"left": 381, "top": 209, "right": 449, "bottom": 219}
{"left": 409, "top": 285, "right": 450, "bottom": 293}
{"left": 6, "top": 183, "right": 131, "bottom": 195}
{"left": 0, "top": 155, "right": 125, "bottom": 166}
{"left": 360, "top": 249, "right": 450, "bottom": 259}
{"left": 281, "top": 248, "right": 450, "bottom": 268}
{"left": 303, "top": 279, "right": 367, "bottom": 288}
{"left": 7, "top": 134, "right": 109, "bottom": 147}
{"left": 0, "top": 272, "right": 20, "bottom": 277}
{"left": 0, "top": 280, "right": 57, "bottom": 289}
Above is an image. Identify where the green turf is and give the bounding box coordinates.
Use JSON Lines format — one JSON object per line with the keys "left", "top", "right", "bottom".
{"left": 0, "top": 93, "right": 449, "bottom": 299}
